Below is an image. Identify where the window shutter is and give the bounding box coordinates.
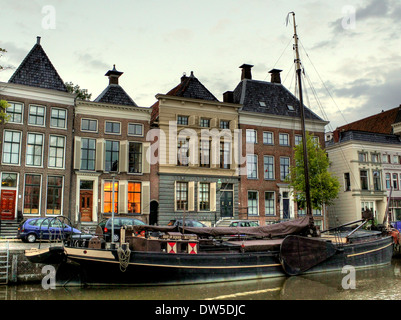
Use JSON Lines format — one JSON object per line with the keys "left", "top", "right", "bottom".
{"left": 188, "top": 181, "right": 195, "bottom": 211}
{"left": 142, "top": 181, "right": 150, "bottom": 215}
{"left": 118, "top": 181, "right": 127, "bottom": 213}
{"left": 142, "top": 142, "right": 150, "bottom": 174}
{"left": 210, "top": 182, "right": 217, "bottom": 212}
{"left": 95, "top": 139, "right": 105, "bottom": 171}
{"left": 73, "top": 137, "right": 81, "bottom": 170}
{"left": 229, "top": 120, "right": 237, "bottom": 130}
{"left": 119, "top": 141, "right": 128, "bottom": 173}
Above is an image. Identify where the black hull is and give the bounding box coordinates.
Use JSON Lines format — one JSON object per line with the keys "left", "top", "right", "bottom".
{"left": 25, "top": 246, "right": 66, "bottom": 265}
{"left": 57, "top": 236, "right": 394, "bottom": 286}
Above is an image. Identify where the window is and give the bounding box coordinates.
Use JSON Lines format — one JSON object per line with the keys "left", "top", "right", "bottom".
{"left": 105, "top": 121, "right": 121, "bottom": 134}
{"left": 104, "top": 180, "right": 118, "bottom": 213}
{"left": 373, "top": 170, "right": 381, "bottom": 191}
{"left": 24, "top": 174, "right": 41, "bottom": 214}
{"left": 220, "top": 120, "right": 230, "bottom": 129}
{"left": 49, "top": 136, "right": 65, "bottom": 168}
{"left": 2, "top": 130, "right": 21, "bottom": 164}
{"left": 361, "top": 201, "right": 374, "bottom": 216}
{"left": 264, "top": 156, "right": 274, "bottom": 180}
{"left": 263, "top": 132, "right": 273, "bottom": 145}
{"left": 26, "top": 133, "right": 43, "bottom": 166}
{"left": 358, "top": 152, "right": 368, "bottom": 162}
{"left": 344, "top": 172, "right": 351, "bottom": 191}
{"left": 393, "top": 173, "right": 398, "bottom": 190}
{"left": 81, "top": 119, "right": 97, "bottom": 132}
{"left": 371, "top": 153, "right": 380, "bottom": 163}
{"left": 6, "top": 102, "right": 23, "bottom": 123}
{"left": 382, "top": 154, "right": 390, "bottom": 163}
{"left": 200, "top": 118, "right": 210, "bottom": 128}
{"left": 47, "top": 176, "right": 63, "bottom": 215}
{"left": 220, "top": 142, "right": 230, "bottom": 169}
{"left": 128, "top": 123, "right": 143, "bottom": 136}
{"left": 50, "top": 108, "right": 67, "bottom": 129}
{"left": 280, "top": 157, "right": 290, "bottom": 180}
{"left": 177, "top": 138, "right": 189, "bottom": 166}
{"left": 248, "top": 191, "right": 259, "bottom": 216}
{"left": 287, "top": 105, "right": 295, "bottom": 111}
{"left": 295, "top": 135, "right": 302, "bottom": 146}
{"left": 200, "top": 140, "right": 210, "bottom": 168}
{"left": 393, "top": 155, "right": 401, "bottom": 164}
{"left": 246, "top": 130, "right": 257, "bottom": 144}
{"left": 247, "top": 154, "right": 258, "bottom": 179}
{"left": 279, "top": 133, "right": 289, "bottom": 146}
{"left": 265, "top": 192, "right": 275, "bottom": 216}
{"left": 28, "top": 105, "right": 45, "bottom": 126}
{"left": 199, "top": 183, "right": 210, "bottom": 211}
{"left": 80, "top": 138, "right": 96, "bottom": 171}
{"left": 177, "top": 116, "right": 188, "bottom": 125}
{"left": 386, "top": 173, "right": 391, "bottom": 189}
{"left": 105, "top": 141, "right": 120, "bottom": 172}
{"left": 129, "top": 142, "right": 142, "bottom": 173}
{"left": 1, "top": 173, "right": 18, "bottom": 188}
{"left": 176, "top": 182, "right": 188, "bottom": 210}
{"left": 128, "top": 182, "right": 141, "bottom": 213}
{"left": 360, "top": 170, "right": 369, "bottom": 190}
{"left": 259, "top": 101, "right": 266, "bottom": 107}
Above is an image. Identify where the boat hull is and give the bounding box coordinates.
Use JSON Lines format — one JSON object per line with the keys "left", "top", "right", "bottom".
{"left": 57, "top": 236, "right": 394, "bottom": 286}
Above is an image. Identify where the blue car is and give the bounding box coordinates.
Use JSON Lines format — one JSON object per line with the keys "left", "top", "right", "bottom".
{"left": 18, "top": 217, "right": 81, "bottom": 243}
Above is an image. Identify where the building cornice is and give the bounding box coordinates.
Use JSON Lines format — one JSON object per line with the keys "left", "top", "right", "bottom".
{"left": 0, "top": 81, "right": 75, "bottom": 105}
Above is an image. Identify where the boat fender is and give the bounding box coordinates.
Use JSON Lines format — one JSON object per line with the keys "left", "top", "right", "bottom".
{"left": 391, "top": 229, "right": 400, "bottom": 245}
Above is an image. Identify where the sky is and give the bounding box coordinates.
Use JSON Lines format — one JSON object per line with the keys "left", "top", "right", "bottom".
{"left": 1, "top": 0, "right": 401, "bottom": 131}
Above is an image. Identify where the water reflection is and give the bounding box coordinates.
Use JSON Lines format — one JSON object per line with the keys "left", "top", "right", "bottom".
{"left": 2, "top": 259, "right": 401, "bottom": 300}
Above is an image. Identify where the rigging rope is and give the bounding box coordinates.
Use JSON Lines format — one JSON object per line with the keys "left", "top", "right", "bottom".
{"left": 117, "top": 245, "right": 131, "bottom": 272}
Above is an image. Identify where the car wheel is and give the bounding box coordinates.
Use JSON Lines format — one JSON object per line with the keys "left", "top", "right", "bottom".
{"left": 26, "top": 233, "right": 37, "bottom": 243}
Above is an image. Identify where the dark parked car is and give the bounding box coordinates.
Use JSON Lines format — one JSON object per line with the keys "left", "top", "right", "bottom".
{"left": 167, "top": 219, "right": 207, "bottom": 228}
{"left": 103, "top": 217, "right": 146, "bottom": 242}
{"left": 18, "top": 218, "right": 81, "bottom": 243}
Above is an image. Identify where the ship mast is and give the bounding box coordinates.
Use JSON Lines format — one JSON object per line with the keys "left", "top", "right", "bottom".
{"left": 290, "top": 12, "right": 313, "bottom": 222}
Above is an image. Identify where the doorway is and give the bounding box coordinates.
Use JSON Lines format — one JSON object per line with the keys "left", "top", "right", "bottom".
{"left": 0, "top": 190, "right": 16, "bottom": 220}
{"left": 80, "top": 180, "right": 94, "bottom": 222}
{"left": 149, "top": 200, "right": 159, "bottom": 225}
{"left": 220, "top": 184, "right": 234, "bottom": 218}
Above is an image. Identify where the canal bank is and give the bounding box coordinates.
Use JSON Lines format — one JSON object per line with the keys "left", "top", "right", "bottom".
{"left": 0, "top": 240, "right": 53, "bottom": 285}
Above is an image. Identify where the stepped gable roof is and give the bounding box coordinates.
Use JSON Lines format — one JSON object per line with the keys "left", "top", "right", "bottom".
{"left": 232, "top": 78, "right": 323, "bottom": 121}
{"left": 9, "top": 37, "right": 67, "bottom": 92}
{"left": 94, "top": 65, "right": 138, "bottom": 107}
{"left": 150, "top": 71, "right": 219, "bottom": 124}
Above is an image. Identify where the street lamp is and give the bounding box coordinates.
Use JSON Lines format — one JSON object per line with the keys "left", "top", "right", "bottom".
{"left": 111, "top": 172, "right": 117, "bottom": 246}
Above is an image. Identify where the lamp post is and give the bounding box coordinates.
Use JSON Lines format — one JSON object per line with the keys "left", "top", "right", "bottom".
{"left": 111, "top": 173, "right": 116, "bottom": 245}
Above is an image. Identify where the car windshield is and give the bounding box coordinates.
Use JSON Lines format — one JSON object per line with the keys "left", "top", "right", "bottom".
{"left": 106, "top": 218, "right": 145, "bottom": 228}
{"left": 191, "top": 221, "right": 205, "bottom": 227}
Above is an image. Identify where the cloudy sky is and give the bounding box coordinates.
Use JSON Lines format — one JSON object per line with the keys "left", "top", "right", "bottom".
{"left": 1, "top": 0, "right": 401, "bottom": 130}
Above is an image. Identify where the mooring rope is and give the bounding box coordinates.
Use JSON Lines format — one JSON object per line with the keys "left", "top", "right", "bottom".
{"left": 117, "top": 246, "right": 131, "bottom": 272}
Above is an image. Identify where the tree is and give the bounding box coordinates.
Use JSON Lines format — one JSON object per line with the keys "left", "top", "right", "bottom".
{"left": 65, "top": 81, "right": 92, "bottom": 100}
{"left": 287, "top": 132, "right": 340, "bottom": 211}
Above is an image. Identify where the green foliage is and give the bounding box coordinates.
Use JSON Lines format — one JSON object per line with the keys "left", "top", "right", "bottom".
{"left": 287, "top": 132, "right": 340, "bottom": 210}
{"left": 0, "top": 99, "right": 10, "bottom": 124}
{"left": 65, "top": 81, "right": 92, "bottom": 100}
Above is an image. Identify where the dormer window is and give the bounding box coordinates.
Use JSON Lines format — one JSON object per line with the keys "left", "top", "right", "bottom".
{"left": 259, "top": 101, "right": 266, "bottom": 107}
{"left": 287, "top": 105, "right": 295, "bottom": 111}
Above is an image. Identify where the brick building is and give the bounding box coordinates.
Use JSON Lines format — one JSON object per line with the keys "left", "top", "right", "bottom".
{"left": 0, "top": 37, "right": 75, "bottom": 222}
{"left": 225, "top": 64, "right": 328, "bottom": 227}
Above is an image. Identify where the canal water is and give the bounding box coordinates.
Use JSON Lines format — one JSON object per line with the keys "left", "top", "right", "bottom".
{"left": 2, "top": 258, "right": 401, "bottom": 300}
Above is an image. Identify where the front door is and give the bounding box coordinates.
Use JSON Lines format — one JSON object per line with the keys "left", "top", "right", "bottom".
{"left": 220, "top": 191, "right": 233, "bottom": 218}
{"left": 283, "top": 199, "right": 290, "bottom": 220}
{"left": 0, "top": 190, "right": 16, "bottom": 220}
{"left": 80, "top": 190, "right": 93, "bottom": 222}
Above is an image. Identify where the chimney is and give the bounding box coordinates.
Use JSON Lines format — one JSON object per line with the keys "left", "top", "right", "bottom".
{"left": 223, "top": 91, "right": 234, "bottom": 103}
{"left": 36, "top": 36, "right": 41, "bottom": 45}
{"left": 105, "top": 65, "right": 123, "bottom": 85}
{"left": 239, "top": 64, "right": 254, "bottom": 80}
{"left": 269, "top": 69, "right": 282, "bottom": 84}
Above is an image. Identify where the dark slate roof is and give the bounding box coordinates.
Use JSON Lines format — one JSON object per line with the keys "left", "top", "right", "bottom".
{"left": 327, "top": 130, "right": 401, "bottom": 146}
{"left": 150, "top": 72, "right": 219, "bottom": 124}
{"left": 166, "top": 72, "right": 219, "bottom": 102}
{"left": 9, "top": 38, "right": 67, "bottom": 92}
{"left": 232, "top": 79, "right": 323, "bottom": 121}
{"left": 94, "top": 84, "right": 138, "bottom": 107}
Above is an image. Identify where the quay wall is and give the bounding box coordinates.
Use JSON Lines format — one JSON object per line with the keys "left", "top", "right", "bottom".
{"left": 6, "top": 250, "right": 45, "bottom": 284}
